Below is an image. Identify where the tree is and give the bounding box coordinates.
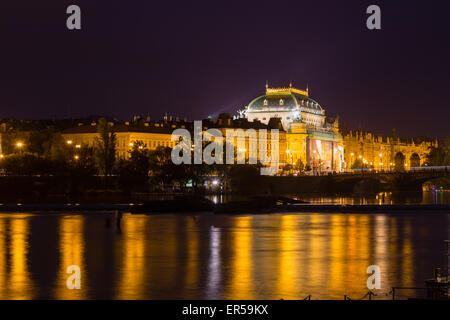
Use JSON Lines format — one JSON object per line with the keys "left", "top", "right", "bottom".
{"left": 351, "top": 158, "right": 364, "bottom": 169}
{"left": 48, "top": 132, "right": 73, "bottom": 162}
{"left": 128, "top": 140, "right": 150, "bottom": 176}
{"left": 94, "top": 118, "right": 117, "bottom": 176}
{"left": 148, "top": 146, "right": 180, "bottom": 190}
{"left": 425, "top": 136, "right": 450, "bottom": 166}
{"left": 293, "top": 159, "right": 305, "bottom": 174}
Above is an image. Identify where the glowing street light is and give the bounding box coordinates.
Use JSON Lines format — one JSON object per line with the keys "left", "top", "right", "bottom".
{"left": 75, "top": 144, "right": 81, "bottom": 149}
{"left": 66, "top": 140, "right": 73, "bottom": 145}
{"left": 16, "top": 142, "right": 23, "bottom": 148}
{"left": 74, "top": 155, "right": 79, "bottom": 160}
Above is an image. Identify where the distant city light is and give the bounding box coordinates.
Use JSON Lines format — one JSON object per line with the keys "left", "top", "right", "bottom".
{"left": 75, "top": 144, "right": 81, "bottom": 148}
{"left": 67, "top": 140, "right": 73, "bottom": 145}
{"left": 16, "top": 142, "right": 23, "bottom": 148}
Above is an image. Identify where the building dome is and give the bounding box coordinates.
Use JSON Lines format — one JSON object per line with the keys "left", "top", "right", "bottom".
{"left": 247, "top": 86, "right": 324, "bottom": 114}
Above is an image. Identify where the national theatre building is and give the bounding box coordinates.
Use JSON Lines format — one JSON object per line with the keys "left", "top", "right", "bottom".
{"left": 239, "top": 84, "right": 435, "bottom": 173}
{"left": 242, "top": 85, "right": 344, "bottom": 172}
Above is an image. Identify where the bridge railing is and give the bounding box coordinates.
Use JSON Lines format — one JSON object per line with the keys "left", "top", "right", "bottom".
{"left": 339, "top": 166, "right": 449, "bottom": 175}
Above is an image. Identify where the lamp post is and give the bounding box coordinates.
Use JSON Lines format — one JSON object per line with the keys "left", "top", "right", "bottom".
{"left": 350, "top": 153, "right": 354, "bottom": 172}
{"left": 312, "top": 150, "right": 317, "bottom": 175}
{"left": 379, "top": 152, "right": 383, "bottom": 171}
{"left": 16, "top": 142, "right": 24, "bottom": 154}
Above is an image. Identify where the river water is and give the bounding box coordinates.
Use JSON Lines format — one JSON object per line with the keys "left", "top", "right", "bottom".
{"left": 0, "top": 205, "right": 448, "bottom": 299}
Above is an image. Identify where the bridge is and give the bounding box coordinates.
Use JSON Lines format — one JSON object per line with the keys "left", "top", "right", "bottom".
{"left": 267, "top": 167, "right": 450, "bottom": 194}
{"left": 325, "top": 166, "right": 450, "bottom": 192}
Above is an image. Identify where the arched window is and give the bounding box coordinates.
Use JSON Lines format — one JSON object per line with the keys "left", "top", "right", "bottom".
{"left": 279, "top": 99, "right": 284, "bottom": 105}
{"left": 263, "top": 99, "right": 268, "bottom": 106}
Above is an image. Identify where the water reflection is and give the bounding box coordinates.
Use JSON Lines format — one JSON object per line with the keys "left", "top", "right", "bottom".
{"left": 299, "top": 191, "right": 450, "bottom": 205}
{"left": 0, "top": 212, "right": 447, "bottom": 299}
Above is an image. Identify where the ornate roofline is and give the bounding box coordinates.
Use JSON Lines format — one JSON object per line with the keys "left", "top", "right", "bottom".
{"left": 266, "top": 87, "right": 309, "bottom": 97}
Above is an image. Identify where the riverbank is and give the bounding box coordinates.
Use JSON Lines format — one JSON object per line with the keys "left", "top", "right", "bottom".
{"left": 0, "top": 202, "right": 449, "bottom": 214}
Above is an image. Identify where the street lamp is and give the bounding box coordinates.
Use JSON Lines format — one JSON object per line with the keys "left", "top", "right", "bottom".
{"left": 16, "top": 142, "right": 23, "bottom": 154}
{"left": 350, "top": 153, "right": 354, "bottom": 171}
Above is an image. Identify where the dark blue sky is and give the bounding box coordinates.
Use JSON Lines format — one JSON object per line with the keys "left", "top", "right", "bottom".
{"left": 1, "top": 0, "right": 449, "bottom": 137}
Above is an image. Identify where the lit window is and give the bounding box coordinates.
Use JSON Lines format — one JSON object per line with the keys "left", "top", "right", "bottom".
{"left": 279, "top": 99, "right": 284, "bottom": 105}
{"left": 263, "top": 99, "right": 268, "bottom": 106}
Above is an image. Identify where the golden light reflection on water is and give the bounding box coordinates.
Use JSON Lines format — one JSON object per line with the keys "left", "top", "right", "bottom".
{"left": 9, "top": 218, "right": 31, "bottom": 299}
{"left": 328, "top": 215, "right": 345, "bottom": 296}
{"left": 0, "top": 219, "right": 5, "bottom": 298}
{"left": 276, "top": 215, "right": 306, "bottom": 299}
{"left": 54, "top": 215, "right": 85, "bottom": 299}
{"left": 0, "top": 212, "right": 445, "bottom": 299}
{"left": 226, "top": 217, "right": 253, "bottom": 299}
{"left": 115, "top": 215, "right": 146, "bottom": 299}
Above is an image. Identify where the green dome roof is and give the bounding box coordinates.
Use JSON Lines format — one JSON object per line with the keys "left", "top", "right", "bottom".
{"left": 247, "top": 87, "right": 323, "bottom": 114}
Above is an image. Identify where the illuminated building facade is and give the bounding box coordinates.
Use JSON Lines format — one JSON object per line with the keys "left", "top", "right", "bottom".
{"left": 243, "top": 85, "right": 344, "bottom": 172}
{"left": 342, "top": 130, "right": 437, "bottom": 170}
{"left": 61, "top": 115, "right": 287, "bottom": 166}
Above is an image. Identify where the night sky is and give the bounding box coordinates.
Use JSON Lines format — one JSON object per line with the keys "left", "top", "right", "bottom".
{"left": 1, "top": 1, "right": 449, "bottom": 137}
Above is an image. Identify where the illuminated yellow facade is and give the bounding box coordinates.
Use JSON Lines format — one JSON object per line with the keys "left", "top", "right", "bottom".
{"left": 62, "top": 122, "right": 177, "bottom": 159}
{"left": 342, "top": 130, "right": 437, "bottom": 170}
{"left": 62, "top": 117, "right": 287, "bottom": 165}
{"left": 243, "top": 85, "right": 345, "bottom": 172}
